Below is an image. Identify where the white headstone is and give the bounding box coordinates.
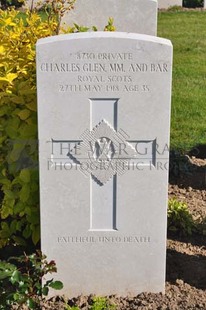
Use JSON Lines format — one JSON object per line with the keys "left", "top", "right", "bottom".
{"left": 37, "top": 32, "right": 172, "bottom": 297}
{"left": 204, "top": 0, "right": 206, "bottom": 8}
{"left": 63, "top": 0, "right": 157, "bottom": 36}
{"left": 158, "top": 0, "right": 182, "bottom": 8}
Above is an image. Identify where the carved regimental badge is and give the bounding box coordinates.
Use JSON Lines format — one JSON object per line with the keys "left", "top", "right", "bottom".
{"left": 68, "top": 119, "right": 137, "bottom": 185}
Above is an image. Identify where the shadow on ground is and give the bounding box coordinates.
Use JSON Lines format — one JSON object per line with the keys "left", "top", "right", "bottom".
{"left": 166, "top": 248, "right": 206, "bottom": 290}
{"left": 168, "top": 232, "right": 206, "bottom": 248}
{"left": 169, "top": 146, "right": 206, "bottom": 190}
{"left": 188, "top": 144, "right": 206, "bottom": 159}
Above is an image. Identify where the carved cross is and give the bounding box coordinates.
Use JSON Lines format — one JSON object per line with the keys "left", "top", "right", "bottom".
{"left": 51, "top": 99, "right": 155, "bottom": 231}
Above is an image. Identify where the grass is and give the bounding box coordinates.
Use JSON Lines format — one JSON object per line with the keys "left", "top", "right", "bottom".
{"left": 158, "top": 11, "right": 206, "bottom": 153}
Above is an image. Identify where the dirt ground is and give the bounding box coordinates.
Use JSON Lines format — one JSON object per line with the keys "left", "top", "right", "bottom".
{"left": 13, "top": 155, "right": 206, "bottom": 309}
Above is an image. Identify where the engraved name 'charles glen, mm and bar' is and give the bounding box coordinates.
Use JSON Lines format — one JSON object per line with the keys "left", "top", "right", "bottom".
{"left": 39, "top": 62, "right": 169, "bottom": 73}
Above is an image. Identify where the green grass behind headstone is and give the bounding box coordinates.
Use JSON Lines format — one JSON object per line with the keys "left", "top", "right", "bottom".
{"left": 158, "top": 11, "right": 206, "bottom": 153}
